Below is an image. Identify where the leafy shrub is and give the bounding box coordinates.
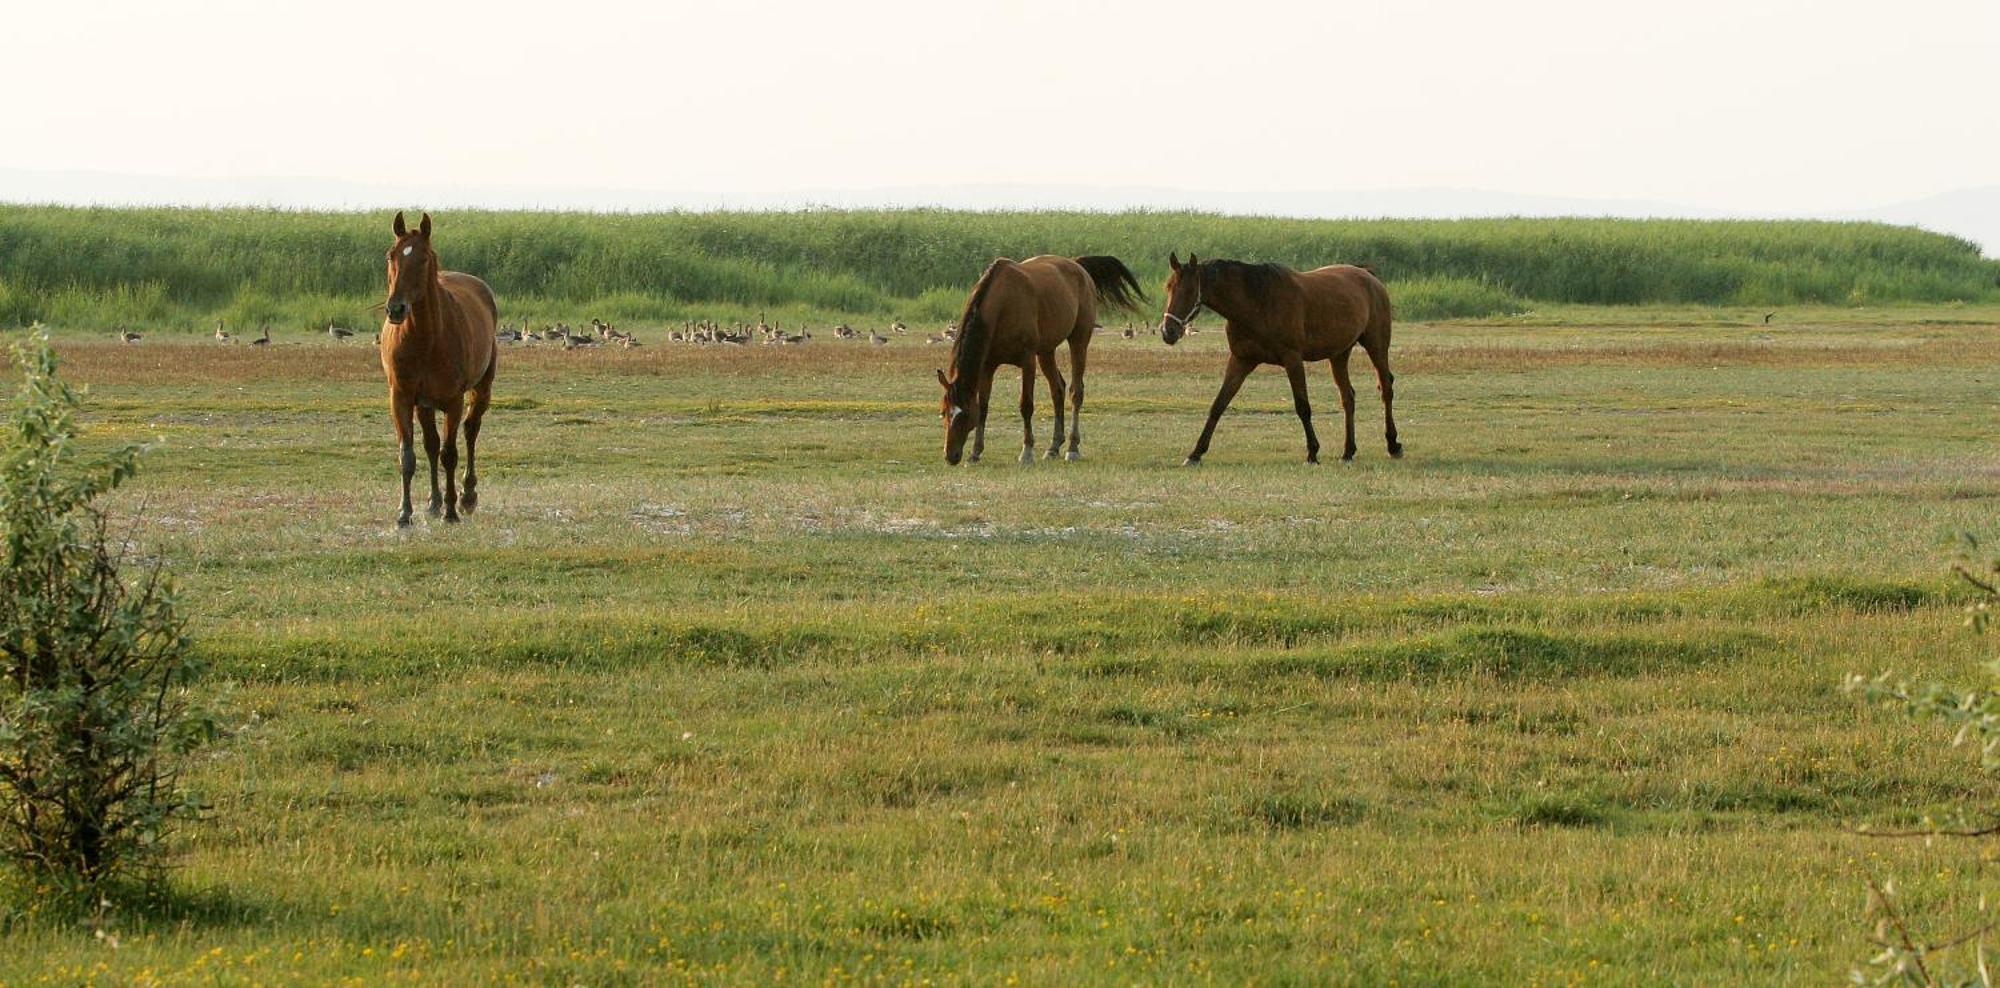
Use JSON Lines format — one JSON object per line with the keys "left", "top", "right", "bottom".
{"left": 1848, "top": 535, "right": 2000, "bottom": 985}
{"left": 0, "top": 328, "right": 216, "bottom": 893}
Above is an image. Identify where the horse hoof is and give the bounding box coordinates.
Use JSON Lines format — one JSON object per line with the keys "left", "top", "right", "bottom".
{"left": 444, "top": 513, "right": 460, "bottom": 524}
{"left": 1018, "top": 449, "right": 1037, "bottom": 466}
{"left": 1389, "top": 444, "right": 1405, "bottom": 459}
{"left": 396, "top": 514, "right": 412, "bottom": 528}
{"left": 1183, "top": 457, "right": 1202, "bottom": 468}
{"left": 1045, "top": 448, "right": 1062, "bottom": 461}
{"left": 460, "top": 492, "right": 478, "bottom": 513}
{"left": 1065, "top": 450, "right": 1081, "bottom": 462}
{"left": 1343, "top": 451, "right": 1357, "bottom": 462}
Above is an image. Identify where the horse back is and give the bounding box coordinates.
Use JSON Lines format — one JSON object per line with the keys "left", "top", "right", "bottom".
{"left": 1298, "top": 265, "right": 1389, "bottom": 352}
{"left": 441, "top": 271, "right": 498, "bottom": 386}
{"left": 1013, "top": 255, "right": 1091, "bottom": 348}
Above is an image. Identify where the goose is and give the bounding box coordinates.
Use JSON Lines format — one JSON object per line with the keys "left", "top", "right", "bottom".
{"left": 890, "top": 320, "right": 908, "bottom": 335}
{"left": 251, "top": 325, "right": 271, "bottom": 346}
{"left": 213, "top": 319, "right": 233, "bottom": 343}
{"left": 327, "top": 321, "right": 355, "bottom": 340}
{"left": 119, "top": 330, "right": 142, "bottom": 344}
{"left": 868, "top": 332, "right": 888, "bottom": 345}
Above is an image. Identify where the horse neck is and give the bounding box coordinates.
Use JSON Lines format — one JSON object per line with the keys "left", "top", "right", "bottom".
{"left": 1198, "top": 264, "right": 1254, "bottom": 323}
{"left": 948, "top": 270, "right": 1000, "bottom": 404}
{"left": 948, "top": 313, "right": 990, "bottom": 405}
{"left": 406, "top": 272, "right": 452, "bottom": 338}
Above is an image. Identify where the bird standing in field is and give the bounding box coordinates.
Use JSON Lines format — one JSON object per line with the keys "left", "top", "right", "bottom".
{"left": 328, "top": 321, "right": 355, "bottom": 340}
{"left": 251, "top": 325, "right": 271, "bottom": 346}
{"left": 214, "top": 319, "right": 233, "bottom": 343}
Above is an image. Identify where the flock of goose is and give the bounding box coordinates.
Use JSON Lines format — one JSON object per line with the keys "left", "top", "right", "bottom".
{"left": 113, "top": 315, "right": 1196, "bottom": 349}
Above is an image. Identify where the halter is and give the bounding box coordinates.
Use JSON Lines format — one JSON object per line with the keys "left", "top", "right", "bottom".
{"left": 1162, "top": 266, "right": 1205, "bottom": 331}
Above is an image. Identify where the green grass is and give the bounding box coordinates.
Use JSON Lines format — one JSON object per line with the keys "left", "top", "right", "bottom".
{"left": 4, "top": 310, "right": 2000, "bottom": 983}
{"left": 3, "top": 206, "right": 1997, "bottom": 335}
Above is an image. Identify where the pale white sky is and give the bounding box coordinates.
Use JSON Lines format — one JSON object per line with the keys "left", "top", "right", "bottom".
{"left": 6, "top": 0, "right": 1996, "bottom": 214}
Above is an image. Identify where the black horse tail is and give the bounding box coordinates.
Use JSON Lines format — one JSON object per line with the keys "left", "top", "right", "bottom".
{"left": 1073, "top": 255, "right": 1147, "bottom": 311}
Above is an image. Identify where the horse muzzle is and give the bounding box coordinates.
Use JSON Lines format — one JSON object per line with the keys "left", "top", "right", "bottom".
{"left": 1161, "top": 322, "right": 1183, "bottom": 346}
{"left": 386, "top": 301, "right": 410, "bottom": 323}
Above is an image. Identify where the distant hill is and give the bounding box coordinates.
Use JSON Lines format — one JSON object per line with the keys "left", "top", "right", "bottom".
{"left": 1853, "top": 185, "right": 2000, "bottom": 257}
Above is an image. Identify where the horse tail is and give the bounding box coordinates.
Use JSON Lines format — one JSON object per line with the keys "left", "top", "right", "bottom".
{"left": 1073, "top": 255, "right": 1147, "bottom": 311}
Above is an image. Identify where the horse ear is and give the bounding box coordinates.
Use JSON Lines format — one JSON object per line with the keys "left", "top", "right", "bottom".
{"left": 419, "top": 213, "right": 433, "bottom": 237}
{"left": 1168, "top": 252, "right": 1180, "bottom": 272}
{"left": 935, "top": 368, "right": 949, "bottom": 390}
{"left": 393, "top": 211, "right": 407, "bottom": 236}
{"left": 1189, "top": 253, "right": 1199, "bottom": 267}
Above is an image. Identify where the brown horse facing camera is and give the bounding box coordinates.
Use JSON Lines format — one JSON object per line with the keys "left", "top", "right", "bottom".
{"left": 380, "top": 211, "right": 498, "bottom": 526}
{"left": 936, "top": 255, "right": 1145, "bottom": 465}
{"left": 1158, "top": 254, "right": 1400, "bottom": 466}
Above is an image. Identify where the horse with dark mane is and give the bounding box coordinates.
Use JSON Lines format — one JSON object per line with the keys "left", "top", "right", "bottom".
{"left": 936, "top": 255, "right": 1145, "bottom": 464}
{"left": 379, "top": 211, "right": 498, "bottom": 526}
{"left": 1157, "top": 253, "right": 1400, "bottom": 465}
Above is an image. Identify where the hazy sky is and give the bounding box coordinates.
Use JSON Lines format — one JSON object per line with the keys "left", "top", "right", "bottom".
{"left": 7, "top": 0, "right": 1996, "bottom": 213}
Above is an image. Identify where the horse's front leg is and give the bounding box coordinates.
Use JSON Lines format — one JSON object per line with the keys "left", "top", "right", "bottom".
{"left": 1186, "top": 356, "right": 1255, "bottom": 466}
{"left": 391, "top": 391, "right": 417, "bottom": 527}
{"left": 1017, "top": 359, "right": 1038, "bottom": 465}
{"left": 440, "top": 396, "right": 465, "bottom": 523}
{"left": 1283, "top": 357, "right": 1320, "bottom": 464}
{"left": 418, "top": 405, "right": 443, "bottom": 516}
{"left": 969, "top": 370, "right": 994, "bottom": 463}
{"left": 1038, "top": 351, "right": 1066, "bottom": 461}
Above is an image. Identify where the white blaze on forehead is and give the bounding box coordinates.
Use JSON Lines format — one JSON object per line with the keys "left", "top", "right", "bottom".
{"left": 402, "top": 245, "right": 414, "bottom": 257}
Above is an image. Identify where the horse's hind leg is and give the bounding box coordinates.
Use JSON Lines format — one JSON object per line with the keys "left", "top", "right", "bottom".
{"left": 1361, "top": 335, "right": 1402, "bottom": 457}
{"left": 440, "top": 396, "right": 465, "bottom": 523}
{"left": 418, "top": 406, "right": 444, "bottom": 517}
{"left": 1038, "top": 351, "right": 1066, "bottom": 461}
{"left": 1282, "top": 357, "right": 1321, "bottom": 464}
{"left": 1017, "top": 360, "right": 1038, "bottom": 465}
{"left": 1331, "top": 349, "right": 1359, "bottom": 461}
{"left": 461, "top": 374, "right": 494, "bottom": 514}
{"left": 1065, "top": 336, "right": 1087, "bottom": 460}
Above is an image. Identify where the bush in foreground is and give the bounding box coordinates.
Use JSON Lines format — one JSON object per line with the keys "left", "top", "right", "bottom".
{"left": 0, "top": 328, "right": 215, "bottom": 894}
{"left": 1849, "top": 536, "right": 2000, "bottom": 986}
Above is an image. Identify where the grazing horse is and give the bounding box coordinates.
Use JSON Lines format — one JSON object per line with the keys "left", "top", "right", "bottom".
{"left": 1158, "top": 253, "right": 1400, "bottom": 466}
{"left": 379, "top": 211, "right": 498, "bottom": 526}
{"left": 936, "top": 255, "right": 1144, "bottom": 465}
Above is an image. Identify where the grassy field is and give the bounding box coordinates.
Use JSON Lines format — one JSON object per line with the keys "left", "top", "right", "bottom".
{"left": 3, "top": 306, "right": 2000, "bottom": 984}
{"left": 3, "top": 206, "right": 1996, "bottom": 334}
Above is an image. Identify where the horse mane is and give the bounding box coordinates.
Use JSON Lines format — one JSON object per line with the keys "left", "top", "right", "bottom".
{"left": 947, "top": 260, "right": 1005, "bottom": 404}
{"left": 1205, "top": 259, "right": 1291, "bottom": 296}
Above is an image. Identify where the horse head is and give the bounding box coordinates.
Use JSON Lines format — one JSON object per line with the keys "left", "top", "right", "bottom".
{"left": 936, "top": 367, "right": 976, "bottom": 465}
{"left": 385, "top": 211, "right": 437, "bottom": 324}
{"left": 1161, "top": 252, "right": 1204, "bottom": 345}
